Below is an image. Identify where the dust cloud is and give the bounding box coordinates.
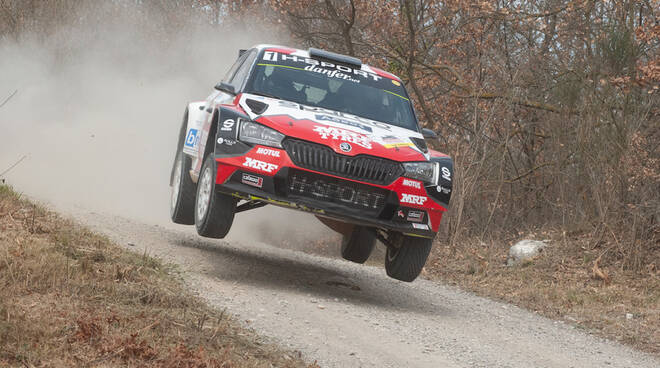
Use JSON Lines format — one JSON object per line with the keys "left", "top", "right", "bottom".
{"left": 0, "top": 9, "right": 336, "bottom": 249}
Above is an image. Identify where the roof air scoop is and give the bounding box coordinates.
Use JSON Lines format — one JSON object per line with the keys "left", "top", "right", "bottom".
{"left": 309, "top": 48, "right": 362, "bottom": 68}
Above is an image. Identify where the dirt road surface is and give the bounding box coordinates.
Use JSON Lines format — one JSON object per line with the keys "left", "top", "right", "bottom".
{"left": 72, "top": 210, "right": 657, "bottom": 368}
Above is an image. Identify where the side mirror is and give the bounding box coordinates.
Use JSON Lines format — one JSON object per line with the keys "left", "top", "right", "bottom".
{"left": 214, "top": 82, "right": 236, "bottom": 95}
{"left": 422, "top": 128, "right": 438, "bottom": 140}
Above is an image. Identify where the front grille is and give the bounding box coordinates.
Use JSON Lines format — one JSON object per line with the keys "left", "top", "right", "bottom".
{"left": 287, "top": 169, "right": 387, "bottom": 216}
{"left": 283, "top": 139, "right": 404, "bottom": 185}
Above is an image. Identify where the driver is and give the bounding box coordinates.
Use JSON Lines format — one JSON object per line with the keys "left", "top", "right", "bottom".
{"left": 265, "top": 66, "right": 305, "bottom": 102}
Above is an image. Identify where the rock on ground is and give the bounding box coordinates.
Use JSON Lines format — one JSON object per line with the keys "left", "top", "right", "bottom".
{"left": 507, "top": 239, "right": 549, "bottom": 266}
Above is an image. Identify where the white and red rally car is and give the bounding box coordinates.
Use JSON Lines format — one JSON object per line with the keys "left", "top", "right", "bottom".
{"left": 170, "top": 45, "right": 453, "bottom": 281}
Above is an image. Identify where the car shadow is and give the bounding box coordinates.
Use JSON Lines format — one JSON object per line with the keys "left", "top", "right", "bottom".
{"left": 173, "top": 234, "right": 450, "bottom": 316}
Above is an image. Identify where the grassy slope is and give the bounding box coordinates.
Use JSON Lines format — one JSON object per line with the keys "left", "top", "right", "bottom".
{"left": 424, "top": 233, "right": 659, "bottom": 356}
{"left": 0, "top": 185, "right": 316, "bottom": 367}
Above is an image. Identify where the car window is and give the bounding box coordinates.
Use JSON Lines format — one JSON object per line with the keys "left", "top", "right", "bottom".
{"left": 229, "top": 49, "right": 257, "bottom": 91}
{"left": 222, "top": 51, "right": 250, "bottom": 85}
{"left": 245, "top": 49, "right": 418, "bottom": 130}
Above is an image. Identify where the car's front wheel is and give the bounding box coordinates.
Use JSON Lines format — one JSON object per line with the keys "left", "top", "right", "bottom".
{"left": 384, "top": 234, "right": 433, "bottom": 282}
{"left": 341, "top": 226, "right": 376, "bottom": 263}
{"left": 194, "top": 155, "right": 236, "bottom": 238}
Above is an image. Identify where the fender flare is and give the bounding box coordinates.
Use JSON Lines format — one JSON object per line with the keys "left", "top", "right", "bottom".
{"left": 181, "top": 101, "right": 206, "bottom": 158}
{"left": 428, "top": 156, "right": 453, "bottom": 207}
{"left": 213, "top": 106, "right": 252, "bottom": 158}
{"left": 170, "top": 102, "right": 206, "bottom": 184}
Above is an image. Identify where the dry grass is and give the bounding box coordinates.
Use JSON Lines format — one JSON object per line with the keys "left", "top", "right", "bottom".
{"left": 0, "top": 185, "right": 318, "bottom": 367}
{"left": 424, "top": 231, "right": 660, "bottom": 356}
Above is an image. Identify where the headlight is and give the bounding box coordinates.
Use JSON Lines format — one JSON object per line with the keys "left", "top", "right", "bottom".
{"left": 239, "top": 121, "right": 284, "bottom": 148}
{"left": 402, "top": 162, "right": 438, "bottom": 184}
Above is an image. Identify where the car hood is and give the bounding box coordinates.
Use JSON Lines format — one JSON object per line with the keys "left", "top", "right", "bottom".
{"left": 238, "top": 93, "right": 428, "bottom": 162}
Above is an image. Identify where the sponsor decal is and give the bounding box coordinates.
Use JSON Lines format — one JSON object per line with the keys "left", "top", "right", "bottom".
{"left": 339, "top": 142, "right": 352, "bottom": 153}
{"left": 277, "top": 100, "right": 300, "bottom": 109}
{"left": 381, "top": 135, "right": 399, "bottom": 142}
{"left": 407, "top": 210, "right": 424, "bottom": 222}
{"left": 305, "top": 106, "right": 391, "bottom": 130}
{"left": 256, "top": 147, "right": 281, "bottom": 157}
{"left": 275, "top": 101, "right": 391, "bottom": 131}
{"left": 436, "top": 185, "right": 451, "bottom": 194}
{"left": 184, "top": 129, "right": 199, "bottom": 148}
{"left": 217, "top": 137, "right": 236, "bottom": 146}
{"left": 315, "top": 114, "right": 373, "bottom": 133}
{"left": 289, "top": 174, "right": 384, "bottom": 209}
{"left": 397, "top": 210, "right": 405, "bottom": 218}
{"left": 383, "top": 142, "right": 414, "bottom": 149}
{"left": 412, "top": 223, "right": 429, "bottom": 230}
{"left": 400, "top": 193, "right": 427, "bottom": 205}
{"left": 261, "top": 51, "right": 382, "bottom": 82}
{"left": 382, "top": 135, "right": 414, "bottom": 149}
{"left": 221, "top": 118, "right": 235, "bottom": 131}
{"left": 313, "top": 125, "right": 372, "bottom": 149}
{"left": 441, "top": 166, "right": 452, "bottom": 181}
{"left": 243, "top": 157, "right": 278, "bottom": 173}
{"left": 241, "top": 173, "right": 263, "bottom": 188}
{"left": 304, "top": 65, "right": 360, "bottom": 83}
{"left": 402, "top": 179, "right": 421, "bottom": 189}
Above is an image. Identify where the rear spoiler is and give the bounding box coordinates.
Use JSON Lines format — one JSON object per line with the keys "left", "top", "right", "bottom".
{"left": 309, "top": 48, "right": 362, "bottom": 68}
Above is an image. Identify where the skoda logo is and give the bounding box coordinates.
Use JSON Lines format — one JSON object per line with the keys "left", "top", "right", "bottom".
{"left": 339, "top": 142, "right": 352, "bottom": 152}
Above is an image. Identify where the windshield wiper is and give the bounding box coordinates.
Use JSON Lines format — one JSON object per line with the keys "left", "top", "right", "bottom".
{"left": 246, "top": 91, "right": 281, "bottom": 100}
{"left": 246, "top": 91, "right": 310, "bottom": 110}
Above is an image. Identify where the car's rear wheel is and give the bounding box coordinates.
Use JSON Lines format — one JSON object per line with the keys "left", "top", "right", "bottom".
{"left": 385, "top": 234, "right": 433, "bottom": 282}
{"left": 195, "top": 155, "right": 236, "bottom": 238}
{"left": 170, "top": 150, "right": 196, "bottom": 225}
{"left": 341, "top": 226, "right": 376, "bottom": 263}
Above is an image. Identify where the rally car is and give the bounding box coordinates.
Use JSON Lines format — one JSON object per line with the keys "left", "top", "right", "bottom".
{"left": 170, "top": 45, "right": 453, "bottom": 282}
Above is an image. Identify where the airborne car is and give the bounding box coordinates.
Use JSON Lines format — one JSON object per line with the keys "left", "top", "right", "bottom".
{"left": 170, "top": 45, "right": 453, "bottom": 282}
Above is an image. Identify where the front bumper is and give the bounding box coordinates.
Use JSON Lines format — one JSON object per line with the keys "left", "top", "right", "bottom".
{"left": 212, "top": 145, "right": 447, "bottom": 239}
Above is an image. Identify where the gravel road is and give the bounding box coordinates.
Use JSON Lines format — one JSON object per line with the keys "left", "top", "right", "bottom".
{"left": 75, "top": 211, "right": 658, "bottom": 368}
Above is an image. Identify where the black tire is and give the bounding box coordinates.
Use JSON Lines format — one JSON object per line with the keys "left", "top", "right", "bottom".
{"left": 341, "top": 226, "right": 376, "bottom": 263}
{"left": 194, "top": 155, "right": 236, "bottom": 238}
{"left": 170, "top": 149, "right": 196, "bottom": 225}
{"left": 385, "top": 234, "right": 433, "bottom": 282}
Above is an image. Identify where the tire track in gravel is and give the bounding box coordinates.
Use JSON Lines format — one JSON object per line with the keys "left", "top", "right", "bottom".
{"left": 75, "top": 211, "right": 658, "bottom": 368}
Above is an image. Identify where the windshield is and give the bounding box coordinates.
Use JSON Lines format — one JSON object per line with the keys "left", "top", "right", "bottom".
{"left": 244, "top": 49, "right": 418, "bottom": 131}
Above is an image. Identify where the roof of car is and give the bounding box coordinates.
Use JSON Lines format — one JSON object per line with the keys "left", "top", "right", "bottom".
{"left": 251, "top": 44, "right": 402, "bottom": 82}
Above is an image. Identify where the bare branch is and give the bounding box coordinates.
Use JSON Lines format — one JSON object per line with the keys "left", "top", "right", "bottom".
{"left": 0, "top": 155, "right": 27, "bottom": 178}
{"left": 0, "top": 89, "right": 17, "bottom": 109}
